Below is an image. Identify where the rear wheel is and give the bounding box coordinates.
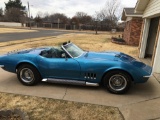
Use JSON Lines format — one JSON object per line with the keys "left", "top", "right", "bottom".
{"left": 17, "top": 64, "right": 42, "bottom": 86}
{"left": 103, "top": 70, "right": 132, "bottom": 94}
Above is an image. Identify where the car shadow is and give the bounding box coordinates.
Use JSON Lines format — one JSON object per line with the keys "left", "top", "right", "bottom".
{"left": 38, "top": 78, "right": 160, "bottom": 97}
{"left": 39, "top": 81, "right": 101, "bottom": 90}
{"left": 127, "top": 80, "right": 160, "bottom": 96}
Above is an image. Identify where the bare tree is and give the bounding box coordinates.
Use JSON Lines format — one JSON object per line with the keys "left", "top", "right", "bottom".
{"left": 70, "top": 17, "right": 79, "bottom": 25}
{"left": 34, "top": 14, "right": 42, "bottom": 27}
{"left": 49, "top": 13, "right": 68, "bottom": 24}
{"left": 0, "top": 8, "right": 3, "bottom": 17}
{"left": 0, "top": 8, "right": 4, "bottom": 21}
{"left": 36, "top": 11, "right": 43, "bottom": 18}
{"left": 75, "top": 12, "right": 87, "bottom": 19}
{"left": 74, "top": 12, "right": 92, "bottom": 24}
{"left": 96, "top": 0, "right": 123, "bottom": 28}
{"left": 42, "top": 12, "right": 50, "bottom": 22}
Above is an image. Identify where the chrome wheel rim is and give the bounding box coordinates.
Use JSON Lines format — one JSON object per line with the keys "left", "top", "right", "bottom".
{"left": 20, "top": 68, "right": 34, "bottom": 83}
{"left": 109, "top": 74, "right": 127, "bottom": 91}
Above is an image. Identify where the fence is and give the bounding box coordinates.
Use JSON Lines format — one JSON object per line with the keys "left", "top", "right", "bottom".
{"left": 26, "top": 22, "right": 124, "bottom": 32}
{"left": 0, "top": 22, "right": 25, "bottom": 27}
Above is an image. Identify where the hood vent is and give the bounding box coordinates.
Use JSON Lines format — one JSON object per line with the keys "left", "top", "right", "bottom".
{"left": 84, "top": 73, "right": 96, "bottom": 80}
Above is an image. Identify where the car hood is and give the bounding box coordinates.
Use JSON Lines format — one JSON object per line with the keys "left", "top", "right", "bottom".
{"left": 83, "top": 51, "right": 135, "bottom": 61}
{"left": 82, "top": 51, "right": 152, "bottom": 73}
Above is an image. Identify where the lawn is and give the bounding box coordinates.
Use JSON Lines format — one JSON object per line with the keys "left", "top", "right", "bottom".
{"left": 0, "top": 92, "right": 123, "bottom": 120}
{"left": 0, "top": 32, "right": 138, "bottom": 57}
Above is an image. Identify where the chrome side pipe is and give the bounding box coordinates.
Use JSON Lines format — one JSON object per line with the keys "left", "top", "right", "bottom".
{"left": 42, "top": 78, "right": 99, "bottom": 87}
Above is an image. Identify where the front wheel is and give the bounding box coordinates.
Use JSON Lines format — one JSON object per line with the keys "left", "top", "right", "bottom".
{"left": 17, "top": 64, "right": 42, "bottom": 86}
{"left": 103, "top": 70, "right": 132, "bottom": 94}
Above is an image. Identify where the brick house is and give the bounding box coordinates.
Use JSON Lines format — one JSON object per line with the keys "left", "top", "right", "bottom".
{"left": 122, "top": 8, "right": 143, "bottom": 46}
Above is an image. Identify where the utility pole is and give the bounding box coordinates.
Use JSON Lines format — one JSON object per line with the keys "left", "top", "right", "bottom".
{"left": 28, "top": 2, "right": 31, "bottom": 29}
{"left": 58, "top": 18, "right": 60, "bottom": 29}
{"left": 95, "top": 20, "right": 98, "bottom": 35}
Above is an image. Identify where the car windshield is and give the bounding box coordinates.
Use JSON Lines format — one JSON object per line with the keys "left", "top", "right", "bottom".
{"left": 62, "top": 43, "right": 85, "bottom": 58}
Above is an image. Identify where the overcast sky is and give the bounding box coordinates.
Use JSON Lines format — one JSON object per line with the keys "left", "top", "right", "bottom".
{"left": 0, "top": 0, "right": 137, "bottom": 18}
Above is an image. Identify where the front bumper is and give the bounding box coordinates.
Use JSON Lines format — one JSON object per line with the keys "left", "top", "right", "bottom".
{"left": 142, "top": 65, "right": 152, "bottom": 82}
{"left": 143, "top": 74, "right": 152, "bottom": 78}
{"left": 142, "top": 74, "right": 152, "bottom": 82}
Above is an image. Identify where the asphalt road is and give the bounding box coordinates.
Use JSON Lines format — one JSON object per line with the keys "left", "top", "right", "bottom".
{"left": 0, "top": 29, "right": 71, "bottom": 42}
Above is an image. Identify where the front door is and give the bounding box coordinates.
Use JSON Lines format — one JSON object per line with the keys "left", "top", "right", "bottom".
{"left": 37, "top": 56, "right": 81, "bottom": 80}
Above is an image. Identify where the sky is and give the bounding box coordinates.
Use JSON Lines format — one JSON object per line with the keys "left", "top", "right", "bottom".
{"left": 0, "top": 0, "right": 137, "bottom": 18}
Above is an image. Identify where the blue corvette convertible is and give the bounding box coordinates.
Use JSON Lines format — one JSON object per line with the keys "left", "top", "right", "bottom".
{"left": 0, "top": 42, "right": 152, "bottom": 94}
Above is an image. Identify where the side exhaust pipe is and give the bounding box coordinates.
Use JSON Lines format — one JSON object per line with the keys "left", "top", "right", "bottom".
{"left": 42, "top": 78, "right": 99, "bottom": 87}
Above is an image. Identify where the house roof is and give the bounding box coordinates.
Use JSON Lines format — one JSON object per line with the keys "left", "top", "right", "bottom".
{"left": 125, "top": 8, "right": 135, "bottom": 15}
{"left": 135, "top": 0, "right": 150, "bottom": 13}
{"left": 121, "top": 8, "right": 142, "bottom": 21}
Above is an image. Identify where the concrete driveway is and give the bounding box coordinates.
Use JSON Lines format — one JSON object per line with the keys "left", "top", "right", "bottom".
{"left": 0, "top": 68, "right": 160, "bottom": 120}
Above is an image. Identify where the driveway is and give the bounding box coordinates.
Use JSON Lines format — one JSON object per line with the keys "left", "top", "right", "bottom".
{"left": 0, "top": 68, "right": 160, "bottom": 120}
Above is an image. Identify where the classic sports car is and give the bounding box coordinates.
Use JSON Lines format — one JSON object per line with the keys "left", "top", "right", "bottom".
{"left": 0, "top": 42, "right": 152, "bottom": 94}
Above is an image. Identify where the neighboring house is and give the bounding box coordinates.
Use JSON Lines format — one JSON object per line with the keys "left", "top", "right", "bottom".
{"left": 122, "top": 8, "right": 143, "bottom": 46}
{"left": 135, "top": 0, "right": 160, "bottom": 74}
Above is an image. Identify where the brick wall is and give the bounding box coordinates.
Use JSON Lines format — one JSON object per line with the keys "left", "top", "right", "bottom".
{"left": 123, "top": 17, "right": 143, "bottom": 46}
{"left": 123, "top": 21, "right": 131, "bottom": 45}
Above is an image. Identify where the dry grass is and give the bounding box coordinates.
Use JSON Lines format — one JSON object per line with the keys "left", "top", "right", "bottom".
{"left": 0, "top": 27, "right": 38, "bottom": 33}
{"left": 0, "top": 92, "right": 123, "bottom": 120}
{"left": 0, "top": 33, "right": 138, "bottom": 57}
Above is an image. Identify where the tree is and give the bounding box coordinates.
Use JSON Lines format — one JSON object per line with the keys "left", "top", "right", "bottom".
{"left": 49, "top": 13, "right": 68, "bottom": 24}
{"left": 95, "top": 0, "right": 122, "bottom": 29}
{"left": 34, "top": 15, "right": 42, "bottom": 24}
{"left": 4, "top": 8, "right": 25, "bottom": 22}
{"left": 4, "top": 0, "right": 26, "bottom": 22}
{"left": 5, "top": 0, "right": 25, "bottom": 10}
{"left": 72, "top": 12, "right": 93, "bottom": 30}
{"left": 0, "top": 8, "right": 4, "bottom": 22}
{"left": 70, "top": 17, "right": 79, "bottom": 25}
{"left": 74, "top": 12, "right": 92, "bottom": 24}
{"left": 0, "top": 8, "right": 3, "bottom": 17}
{"left": 36, "top": 11, "right": 43, "bottom": 18}
{"left": 43, "top": 12, "right": 50, "bottom": 22}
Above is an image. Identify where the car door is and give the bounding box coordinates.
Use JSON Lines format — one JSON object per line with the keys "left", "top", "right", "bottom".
{"left": 37, "top": 56, "right": 81, "bottom": 80}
